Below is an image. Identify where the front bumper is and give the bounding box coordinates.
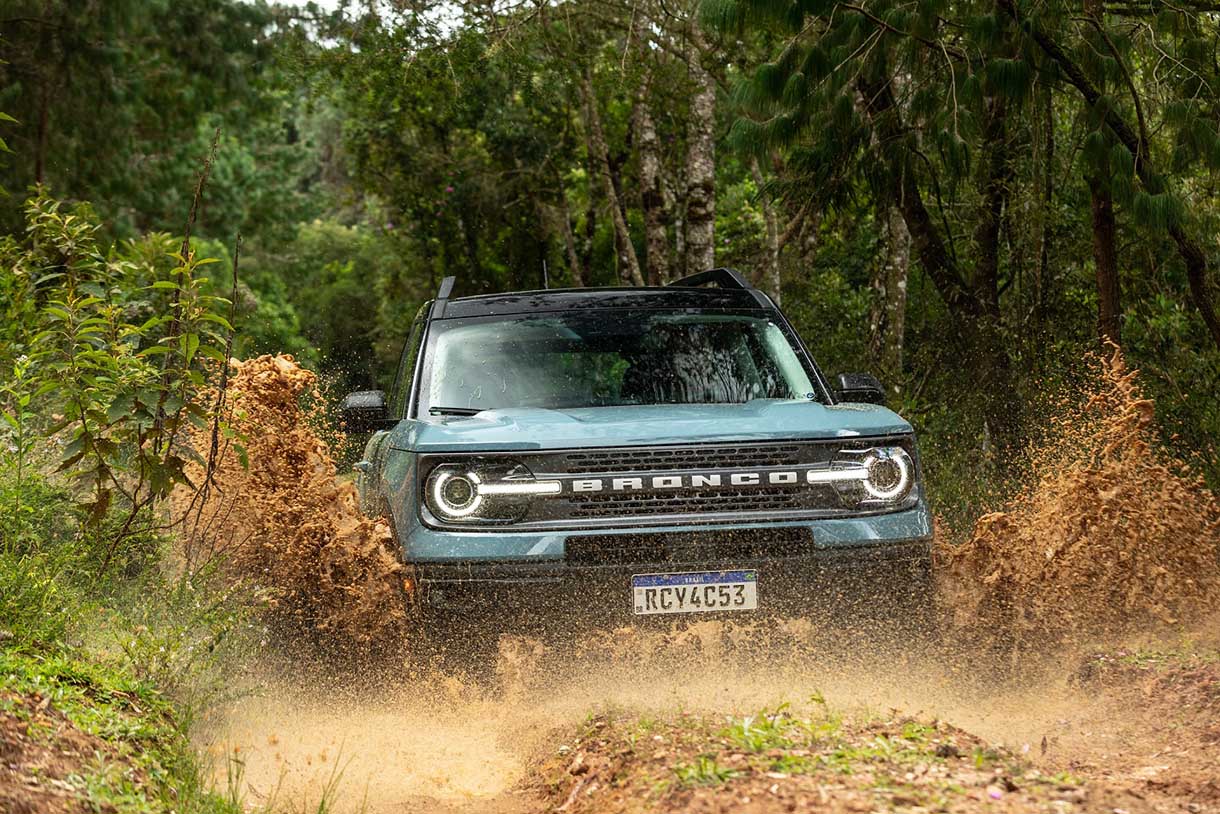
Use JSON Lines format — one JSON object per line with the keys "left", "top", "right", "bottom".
{"left": 402, "top": 503, "right": 933, "bottom": 620}
{"left": 404, "top": 502, "right": 931, "bottom": 563}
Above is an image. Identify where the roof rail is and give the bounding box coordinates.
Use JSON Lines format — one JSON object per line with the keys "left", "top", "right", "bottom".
{"left": 667, "top": 267, "right": 754, "bottom": 291}
{"left": 668, "top": 267, "right": 773, "bottom": 307}
{"left": 432, "top": 276, "right": 456, "bottom": 318}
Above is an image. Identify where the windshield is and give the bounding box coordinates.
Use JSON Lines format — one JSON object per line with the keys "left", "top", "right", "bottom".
{"left": 418, "top": 310, "right": 818, "bottom": 414}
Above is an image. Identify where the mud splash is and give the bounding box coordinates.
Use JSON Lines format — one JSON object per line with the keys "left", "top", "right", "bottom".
{"left": 938, "top": 348, "right": 1220, "bottom": 653}
{"left": 205, "top": 624, "right": 1220, "bottom": 814}
{"left": 189, "top": 349, "right": 1220, "bottom": 812}
{"left": 176, "top": 354, "right": 408, "bottom": 653}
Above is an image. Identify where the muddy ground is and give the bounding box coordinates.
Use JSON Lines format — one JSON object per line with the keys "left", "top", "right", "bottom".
{"left": 187, "top": 351, "right": 1220, "bottom": 814}
{"left": 10, "top": 350, "right": 1217, "bottom": 813}
{"left": 7, "top": 619, "right": 1219, "bottom": 813}
{"left": 186, "top": 352, "right": 1218, "bottom": 813}
{"left": 193, "top": 620, "right": 1220, "bottom": 813}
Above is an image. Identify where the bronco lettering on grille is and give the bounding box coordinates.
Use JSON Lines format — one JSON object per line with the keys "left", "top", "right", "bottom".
{"left": 562, "top": 466, "right": 846, "bottom": 493}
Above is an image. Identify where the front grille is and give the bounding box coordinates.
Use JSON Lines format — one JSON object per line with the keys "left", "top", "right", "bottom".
{"left": 563, "top": 443, "right": 803, "bottom": 473}
{"left": 565, "top": 527, "right": 814, "bottom": 566}
{"left": 418, "top": 436, "right": 915, "bottom": 530}
{"left": 562, "top": 487, "right": 828, "bottom": 519}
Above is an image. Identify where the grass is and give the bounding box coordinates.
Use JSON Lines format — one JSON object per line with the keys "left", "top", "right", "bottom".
{"left": 719, "top": 701, "right": 842, "bottom": 754}
{"left": 1, "top": 649, "right": 242, "bottom": 814}
{"left": 1112, "top": 646, "right": 1220, "bottom": 668}
{"left": 673, "top": 755, "right": 741, "bottom": 787}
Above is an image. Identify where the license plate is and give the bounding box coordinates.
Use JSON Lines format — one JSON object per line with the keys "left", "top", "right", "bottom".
{"left": 631, "top": 570, "right": 758, "bottom": 615}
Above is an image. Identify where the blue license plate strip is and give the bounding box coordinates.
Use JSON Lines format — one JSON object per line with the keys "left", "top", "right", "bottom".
{"left": 631, "top": 570, "right": 757, "bottom": 588}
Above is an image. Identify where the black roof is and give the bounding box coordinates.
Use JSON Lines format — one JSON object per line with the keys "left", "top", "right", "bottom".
{"left": 439, "top": 286, "right": 773, "bottom": 319}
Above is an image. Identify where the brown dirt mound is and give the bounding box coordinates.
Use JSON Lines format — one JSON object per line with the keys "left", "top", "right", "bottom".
{"left": 534, "top": 710, "right": 1152, "bottom": 814}
{"left": 1067, "top": 641, "right": 1220, "bottom": 810}
{"left": 175, "top": 354, "right": 408, "bottom": 654}
{"left": 938, "top": 349, "right": 1220, "bottom": 653}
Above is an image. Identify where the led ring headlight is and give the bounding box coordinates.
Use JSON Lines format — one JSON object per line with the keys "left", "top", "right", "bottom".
{"left": 861, "top": 448, "right": 913, "bottom": 501}
{"left": 430, "top": 471, "right": 484, "bottom": 518}
{"left": 426, "top": 465, "right": 563, "bottom": 522}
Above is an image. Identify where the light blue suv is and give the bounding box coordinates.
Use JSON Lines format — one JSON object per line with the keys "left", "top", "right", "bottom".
{"left": 341, "top": 270, "right": 932, "bottom": 631}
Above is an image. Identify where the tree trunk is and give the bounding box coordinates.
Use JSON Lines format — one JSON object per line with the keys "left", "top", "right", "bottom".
{"left": 683, "top": 27, "right": 716, "bottom": 275}
{"left": 581, "top": 154, "right": 597, "bottom": 283}
{"left": 970, "top": 95, "right": 1020, "bottom": 449}
{"left": 1084, "top": 0, "right": 1121, "bottom": 348}
{"left": 1172, "top": 230, "right": 1220, "bottom": 348}
{"left": 860, "top": 75, "right": 1022, "bottom": 455}
{"left": 749, "top": 157, "right": 781, "bottom": 303}
{"left": 634, "top": 79, "right": 671, "bottom": 286}
{"left": 554, "top": 187, "right": 586, "bottom": 286}
{"left": 1089, "top": 172, "right": 1121, "bottom": 346}
{"left": 1034, "top": 82, "right": 1054, "bottom": 323}
{"left": 35, "top": 82, "right": 50, "bottom": 185}
{"left": 869, "top": 204, "right": 910, "bottom": 388}
{"left": 970, "top": 96, "right": 1010, "bottom": 317}
{"left": 673, "top": 175, "right": 687, "bottom": 275}
{"left": 580, "top": 70, "right": 644, "bottom": 287}
{"left": 797, "top": 205, "right": 822, "bottom": 262}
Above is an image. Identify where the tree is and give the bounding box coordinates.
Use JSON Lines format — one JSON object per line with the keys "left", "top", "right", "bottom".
{"left": 705, "top": 0, "right": 1220, "bottom": 454}
{"left": 0, "top": 0, "right": 280, "bottom": 235}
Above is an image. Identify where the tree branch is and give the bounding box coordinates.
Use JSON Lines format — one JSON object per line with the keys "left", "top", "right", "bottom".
{"left": 997, "top": 0, "right": 1220, "bottom": 347}
{"left": 837, "top": 3, "right": 968, "bottom": 61}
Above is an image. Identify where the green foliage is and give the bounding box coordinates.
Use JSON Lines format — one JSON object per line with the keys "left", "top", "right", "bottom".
{"left": 0, "top": 438, "right": 82, "bottom": 652}
{"left": 782, "top": 219, "right": 875, "bottom": 373}
{"left": 111, "top": 571, "right": 259, "bottom": 715}
{"left": 1, "top": 192, "right": 233, "bottom": 558}
{"left": 1125, "top": 294, "right": 1220, "bottom": 481}
{"left": 720, "top": 703, "right": 840, "bottom": 754}
{"left": 674, "top": 754, "right": 741, "bottom": 787}
{"left": 246, "top": 218, "right": 424, "bottom": 389}
{"left": 0, "top": 550, "right": 75, "bottom": 652}
{"left": 0, "top": 0, "right": 282, "bottom": 236}
{"left": 0, "top": 107, "right": 14, "bottom": 196}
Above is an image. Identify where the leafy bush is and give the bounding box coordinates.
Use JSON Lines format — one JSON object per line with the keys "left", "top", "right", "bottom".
{"left": 0, "top": 456, "right": 81, "bottom": 651}
{"left": 0, "top": 551, "right": 75, "bottom": 652}
{"left": 0, "top": 192, "right": 234, "bottom": 573}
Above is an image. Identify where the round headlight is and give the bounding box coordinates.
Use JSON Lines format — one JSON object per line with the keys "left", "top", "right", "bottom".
{"left": 862, "top": 448, "right": 913, "bottom": 501}
{"left": 430, "top": 470, "right": 483, "bottom": 518}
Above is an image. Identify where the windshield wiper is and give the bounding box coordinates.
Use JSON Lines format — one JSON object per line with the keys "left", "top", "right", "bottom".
{"left": 429, "top": 406, "right": 488, "bottom": 416}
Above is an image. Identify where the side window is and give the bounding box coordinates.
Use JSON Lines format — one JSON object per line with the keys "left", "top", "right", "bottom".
{"left": 389, "top": 306, "right": 429, "bottom": 419}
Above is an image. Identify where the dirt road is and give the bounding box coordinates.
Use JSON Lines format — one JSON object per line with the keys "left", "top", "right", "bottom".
{"left": 186, "top": 353, "right": 1219, "bottom": 812}
{"left": 202, "top": 618, "right": 1220, "bottom": 814}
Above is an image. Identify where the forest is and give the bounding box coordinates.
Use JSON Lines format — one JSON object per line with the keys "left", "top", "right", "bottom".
{"left": 5, "top": 0, "right": 1220, "bottom": 496}
{"left": 2, "top": 1, "right": 1220, "bottom": 812}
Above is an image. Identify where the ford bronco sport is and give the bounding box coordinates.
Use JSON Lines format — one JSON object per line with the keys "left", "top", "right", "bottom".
{"left": 341, "top": 269, "right": 932, "bottom": 633}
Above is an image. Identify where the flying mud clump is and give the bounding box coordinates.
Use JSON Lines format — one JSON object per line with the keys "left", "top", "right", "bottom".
{"left": 939, "top": 348, "right": 1220, "bottom": 652}
{"left": 176, "top": 354, "right": 408, "bottom": 655}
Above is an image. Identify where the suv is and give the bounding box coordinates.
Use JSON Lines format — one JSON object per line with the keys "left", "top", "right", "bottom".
{"left": 342, "top": 270, "right": 932, "bottom": 634}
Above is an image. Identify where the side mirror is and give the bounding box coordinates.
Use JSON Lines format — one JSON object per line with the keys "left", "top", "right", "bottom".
{"left": 340, "top": 390, "right": 392, "bottom": 433}
{"left": 834, "top": 373, "right": 886, "bottom": 405}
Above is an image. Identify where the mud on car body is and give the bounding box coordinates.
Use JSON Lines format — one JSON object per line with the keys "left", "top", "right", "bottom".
{"left": 342, "top": 270, "right": 932, "bottom": 630}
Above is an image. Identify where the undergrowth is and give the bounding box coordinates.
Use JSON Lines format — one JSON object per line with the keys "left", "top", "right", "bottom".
{"left": 1, "top": 650, "right": 243, "bottom": 814}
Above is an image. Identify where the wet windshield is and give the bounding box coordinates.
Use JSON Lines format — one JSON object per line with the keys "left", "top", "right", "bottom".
{"left": 419, "top": 311, "right": 818, "bottom": 413}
